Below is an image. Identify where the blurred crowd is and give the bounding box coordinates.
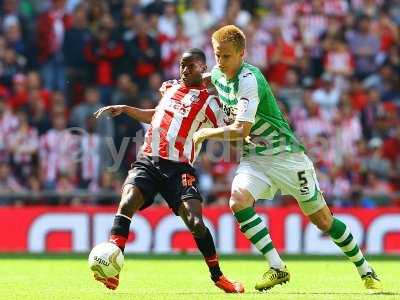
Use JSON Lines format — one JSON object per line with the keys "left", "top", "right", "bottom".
{"left": 0, "top": 0, "right": 399, "bottom": 207}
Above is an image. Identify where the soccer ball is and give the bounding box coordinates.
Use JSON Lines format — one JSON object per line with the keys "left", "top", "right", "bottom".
{"left": 88, "top": 242, "right": 124, "bottom": 278}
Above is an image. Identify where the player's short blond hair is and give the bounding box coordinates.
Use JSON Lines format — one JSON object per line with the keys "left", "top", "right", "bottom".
{"left": 212, "top": 25, "right": 246, "bottom": 51}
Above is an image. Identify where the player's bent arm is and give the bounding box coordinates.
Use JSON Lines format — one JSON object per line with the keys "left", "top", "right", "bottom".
{"left": 193, "top": 121, "right": 252, "bottom": 143}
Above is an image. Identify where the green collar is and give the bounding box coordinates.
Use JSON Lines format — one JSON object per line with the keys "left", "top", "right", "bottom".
{"left": 226, "top": 62, "right": 244, "bottom": 82}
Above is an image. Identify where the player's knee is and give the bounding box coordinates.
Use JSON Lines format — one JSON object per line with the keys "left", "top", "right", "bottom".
{"left": 312, "top": 216, "right": 333, "bottom": 232}
{"left": 229, "top": 189, "right": 252, "bottom": 212}
{"left": 308, "top": 204, "right": 333, "bottom": 232}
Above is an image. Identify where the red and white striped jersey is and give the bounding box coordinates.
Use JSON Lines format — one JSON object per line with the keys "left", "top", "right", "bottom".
{"left": 141, "top": 80, "right": 226, "bottom": 165}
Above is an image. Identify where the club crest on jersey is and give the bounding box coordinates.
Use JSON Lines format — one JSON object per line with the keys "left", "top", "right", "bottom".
{"left": 189, "top": 94, "right": 199, "bottom": 103}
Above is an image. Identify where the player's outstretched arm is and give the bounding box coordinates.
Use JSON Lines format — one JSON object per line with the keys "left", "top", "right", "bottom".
{"left": 93, "top": 105, "right": 155, "bottom": 124}
{"left": 193, "top": 120, "right": 252, "bottom": 153}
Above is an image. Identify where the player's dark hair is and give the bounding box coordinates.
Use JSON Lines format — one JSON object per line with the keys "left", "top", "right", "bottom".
{"left": 183, "top": 48, "right": 206, "bottom": 64}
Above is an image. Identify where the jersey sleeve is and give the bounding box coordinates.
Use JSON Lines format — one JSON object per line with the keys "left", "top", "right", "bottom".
{"left": 205, "top": 96, "right": 228, "bottom": 128}
{"left": 235, "top": 73, "right": 260, "bottom": 124}
{"left": 159, "top": 80, "right": 178, "bottom": 96}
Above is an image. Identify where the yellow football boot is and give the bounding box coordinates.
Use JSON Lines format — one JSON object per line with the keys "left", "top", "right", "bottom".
{"left": 362, "top": 269, "right": 383, "bottom": 294}
{"left": 255, "top": 266, "right": 290, "bottom": 291}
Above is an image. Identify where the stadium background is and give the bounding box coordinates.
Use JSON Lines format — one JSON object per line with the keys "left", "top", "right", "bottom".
{"left": 0, "top": 0, "right": 398, "bottom": 256}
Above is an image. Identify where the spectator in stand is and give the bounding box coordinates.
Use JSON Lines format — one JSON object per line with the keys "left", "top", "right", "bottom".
{"left": 160, "top": 22, "right": 192, "bottom": 80}
{"left": 26, "top": 71, "right": 52, "bottom": 110}
{"left": 346, "top": 15, "right": 380, "bottom": 79}
{"left": 0, "top": 161, "right": 24, "bottom": 204}
{"left": 158, "top": 2, "right": 178, "bottom": 38}
{"left": 39, "top": 113, "right": 77, "bottom": 189}
{"left": 86, "top": 0, "right": 109, "bottom": 33}
{"left": 0, "top": 48, "right": 25, "bottom": 87}
{"left": 243, "top": 18, "right": 269, "bottom": 70}
{"left": 324, "top": 38, "right": 354, "bottom": 90}
{"left": 262, "top": 0, "right": 296, "bottom": 43}
{"left": 0, "top": 0, "right": 29, "bottom": 41}
{"left": 278, "top": 68, "right": 304, "bottom": 111}
{"left": 363, "top": 64, "right": 398, "bottom": 101}
{"left": 361, "top": 173, "right": 394, "bottom": 207}
{"left": 361, "top": 138, "right": 392, "bottom": 179}
{"left": 84, "top": 16, "right": 124, "bottom": 105}
{"left": 111, "top": 73, "right": 138, "bottom": 106}
{"left": 330, "top": 100, "right": 362, "bottom": 165}
{"left": 0, "top": 99, "right": 18, "bottom": 162}
{"left": 55, "top": 172, "right": 77, "bottom": 204}
{"left": 348, "top": 77, "right": 368, "bottom": 111}
{"left": 8, "top": 111, "right": 39, "bottom": 180}
{"left": 89, "top": 170, "right": 121, "bottom": 205}
{"left": 360, "top": 89, "right": 383, "bottom": 139}
{"left": 118, "top": 0, "right": 137, "bottom": 41}
{"left": 298, "top": 0, "right": 328, "bottom": 48}
{"left": 70, "top": 86, "right": 114, "bottom": 137}
{"left": 223, "top": 0, "right": 251, "bottom": 28}
{"left": 182, "top": 0, "right": 216, "bottom": 48}
{"left": 63, "top": 4, "right": 91, "bottom": 105}
{"left": 7, "top": 73, "right": 28, "bottom": 111}
{"left": 296, "top": 96, "right": 332, "bottom": 144}
{"left": 125, "top": 21, "right": 161, "bottom": 88}
{"left": 111, "top": 74, "right": 143, "bottom": 151}
{"left": 36, "top": 0, "right": 72, "bottom": 91}
{"left": 265, "top": 27, "right": 296, "bottom": 87}
{"left": 311, "top": 73, "right": 341, "bottom": 120}
{"left": 330, "top": 166, "right": 352, "bottom": 207}
{"left": 139, "top": 72, "right": 162, "bottom": 104}
{"left": 79, "top": 117, "right": 102, "bottom": 188}
{"left": 28, "top": 97, "right": 51, "bottom": 135}
{"left": 373, "top": 10, "right": 398, "bottom": 55}
{"left": 4, "top": 23, "right": 27, "bottom": 58}
{"left": 382, "top": 127, "right": 400, "bottom": 171}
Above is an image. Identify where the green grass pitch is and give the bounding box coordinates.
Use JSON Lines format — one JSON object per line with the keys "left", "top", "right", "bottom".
{"left": 0, "top": 254, "right": 398, "bottom": 300}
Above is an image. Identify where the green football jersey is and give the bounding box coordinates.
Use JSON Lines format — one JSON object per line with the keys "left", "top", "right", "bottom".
{"left": 211, "top": 62, "right": 305, "bottom": 156}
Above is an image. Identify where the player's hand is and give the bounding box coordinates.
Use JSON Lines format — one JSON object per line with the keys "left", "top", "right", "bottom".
{"left": 93, "top": 105, "right": 126, "bottom": 119}
{"left": 193, "top": 129, "right": 208, "bottom": 153}
{"left": 94, "top": 273, "right": 119, "bottom": 290}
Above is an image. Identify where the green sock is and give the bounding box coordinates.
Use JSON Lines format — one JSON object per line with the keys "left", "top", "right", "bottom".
{"left": 328, "top": 218, "right": 371, "bottom": 276}
{"left": 234, "top": 207, "right": 284, "bottom": 269}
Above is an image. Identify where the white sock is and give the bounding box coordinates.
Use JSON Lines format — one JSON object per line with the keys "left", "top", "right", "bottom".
{"left": 264, "top": 248, "right": 285, "bottom": 270}
{"left": 357, "top": 260, "right": 372, "bottom": 276}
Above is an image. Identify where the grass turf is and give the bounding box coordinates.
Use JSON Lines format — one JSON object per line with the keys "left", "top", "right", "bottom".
{"left": 0, "top": 255, "right": 398, "bottom": 300}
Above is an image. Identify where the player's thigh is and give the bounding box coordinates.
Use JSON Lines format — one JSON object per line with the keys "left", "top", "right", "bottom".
{"left": 118, "top": 184, "right": 146, "bottom": 215}
{"left": 121, "top": 164, "right": 159, "bottom": 212}
{"left": 160, "top": 164, "right": 203, "bottom": 215}
{"left": 269, "top": 153, "right": 327, "bottom": 216}
{"left": 230, "top": 171, "right": 276, "bottom": 212}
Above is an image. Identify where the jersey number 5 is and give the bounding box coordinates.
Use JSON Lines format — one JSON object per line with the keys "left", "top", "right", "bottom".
{"left": 297, "top": 171, "right": 310, "bottom": 196}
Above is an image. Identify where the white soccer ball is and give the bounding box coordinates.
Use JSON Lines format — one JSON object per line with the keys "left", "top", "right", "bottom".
{"left": 88, "top": 242, "right": 124, "bottom": 278}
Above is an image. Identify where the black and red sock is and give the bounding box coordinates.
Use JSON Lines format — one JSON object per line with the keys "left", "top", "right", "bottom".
{"left": 109, "top": 214, "right": 131, "bottom": 252}
{"left": 193, "top": 228, "right": 223, "bottom": 282}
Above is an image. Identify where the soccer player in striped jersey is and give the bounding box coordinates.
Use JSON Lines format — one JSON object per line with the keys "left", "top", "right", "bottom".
{"left": 193, "top": 25, "right": 382, "bottom": 293}
{"left": 93, "top": 48, "right": 244, "bottom": 293}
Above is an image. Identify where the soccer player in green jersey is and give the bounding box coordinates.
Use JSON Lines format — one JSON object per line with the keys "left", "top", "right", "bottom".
{"left": 193, "top": 25, "right": 382, "bottom": 293}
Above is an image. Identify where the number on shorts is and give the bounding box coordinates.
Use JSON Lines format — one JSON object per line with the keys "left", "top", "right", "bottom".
{"left": 182, "top": 173, "right": 196, "bottom": 187}
{"left": 297, "top": 171, "right": 310, "bottom": 195}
